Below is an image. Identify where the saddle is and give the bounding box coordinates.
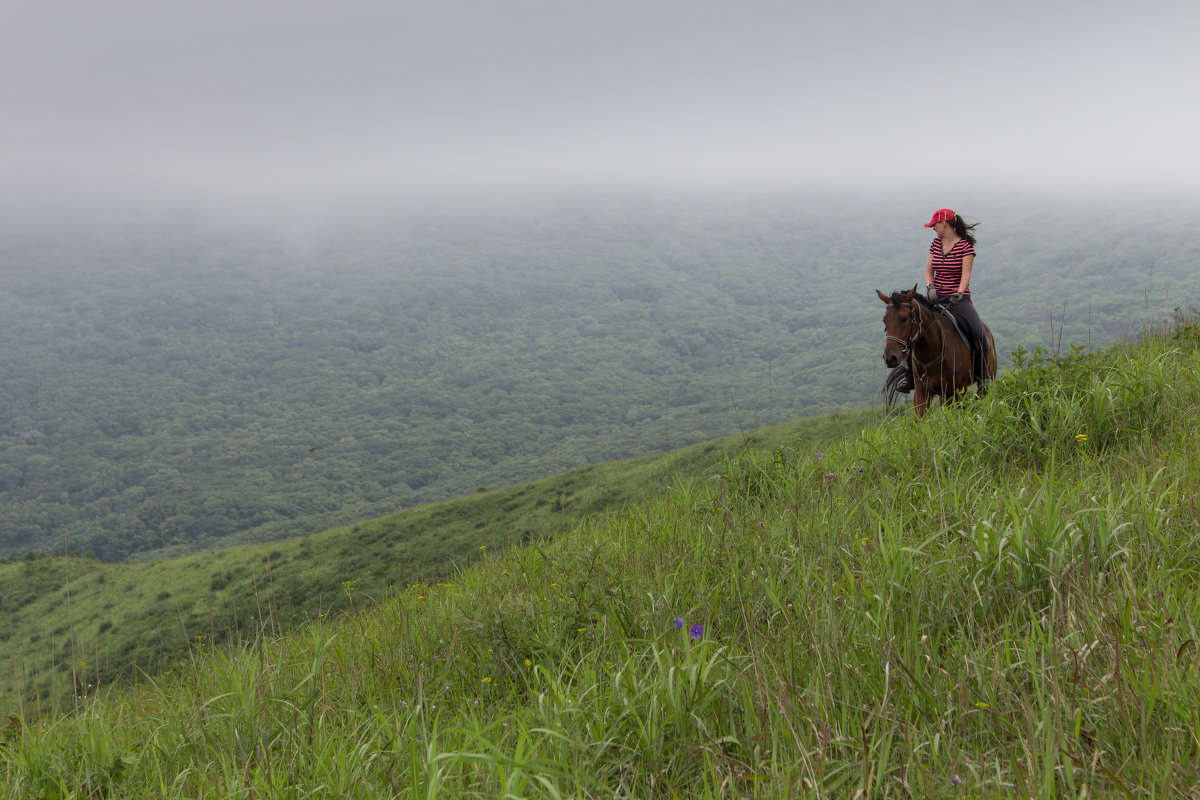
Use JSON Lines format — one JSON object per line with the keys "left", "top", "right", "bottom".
{"left": 936, "top": 303, "right": 979, "bottom": 357}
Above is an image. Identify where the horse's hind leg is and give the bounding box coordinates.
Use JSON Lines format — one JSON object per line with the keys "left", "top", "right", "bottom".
{"left": 976, "top": 362, "right": 989, "bottom": 397}
{"left": 978, "top": 328, "right": 998, "bottom": 396}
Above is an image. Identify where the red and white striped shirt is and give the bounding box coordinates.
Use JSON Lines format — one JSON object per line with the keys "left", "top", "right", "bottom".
{"left": 929, "top": 237, "right": 975, "bottom": 296}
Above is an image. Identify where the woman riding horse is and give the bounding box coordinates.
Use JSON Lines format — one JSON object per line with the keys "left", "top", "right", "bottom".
{"left": 923, "top": 208, "right": 990, "bottom": 386}
{"left": 877, "top": 285, "right": 996, "bottom": 416}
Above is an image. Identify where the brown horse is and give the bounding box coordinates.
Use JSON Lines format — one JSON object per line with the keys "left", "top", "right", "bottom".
{"left": 876, "top": 285, "right": 997, "bottom": 416}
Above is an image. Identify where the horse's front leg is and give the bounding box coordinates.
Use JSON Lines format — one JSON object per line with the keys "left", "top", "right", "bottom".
{"left": 913, "top": 383, "right": 929, "bottom": 417}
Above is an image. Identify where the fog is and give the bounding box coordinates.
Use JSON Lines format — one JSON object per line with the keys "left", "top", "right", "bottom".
{"left": 3, "top": 0, "right": 1198, "bottom": 211}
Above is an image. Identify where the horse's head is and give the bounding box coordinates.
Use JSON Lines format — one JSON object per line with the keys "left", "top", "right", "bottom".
{"left": 876, "top": 284, "right": 921, "bottom": 368}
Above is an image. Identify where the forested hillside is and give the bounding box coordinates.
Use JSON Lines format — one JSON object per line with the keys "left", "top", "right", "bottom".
{"left": 2, "top": 190, "right": 1197, "bottom": 561}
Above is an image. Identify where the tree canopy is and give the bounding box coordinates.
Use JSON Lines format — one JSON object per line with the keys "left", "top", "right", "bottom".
{"left": 2, "top": 190, "right": 1196, "bottom": 561}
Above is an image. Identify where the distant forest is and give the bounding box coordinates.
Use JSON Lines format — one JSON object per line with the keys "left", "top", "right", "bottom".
{"left": 2, "top": 190, "right": 1197, "bottom": 561}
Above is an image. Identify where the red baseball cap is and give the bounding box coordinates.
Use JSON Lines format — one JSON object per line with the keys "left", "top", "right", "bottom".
{"left": 924, "top": 208, "right": 956, "bottom": 227}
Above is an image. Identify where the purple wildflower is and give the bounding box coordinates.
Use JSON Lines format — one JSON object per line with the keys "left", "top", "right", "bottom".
{"left": 689, "top": 623, "right": 704, "bottom": 640}
{"left": 674, "top": 616, "right": 685, "bottom": 631}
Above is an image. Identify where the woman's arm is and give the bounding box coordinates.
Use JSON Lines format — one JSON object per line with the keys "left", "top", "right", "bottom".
{"left": 924, "top": 254, "right": 936, "bottom": 287}
{"left": 957, "top": 254, "right": 974, "bottom": 293}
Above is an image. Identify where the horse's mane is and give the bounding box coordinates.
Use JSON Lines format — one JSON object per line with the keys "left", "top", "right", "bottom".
{"left": 887, "top": 289, "right": 935, "bottom": 312}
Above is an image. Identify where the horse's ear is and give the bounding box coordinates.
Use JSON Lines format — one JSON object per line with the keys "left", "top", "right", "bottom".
{"left": 903, "top": 284, "right": 918, "bottom": 300}
{"left": 876, "top": 289, "right": 890, "bottom": 304}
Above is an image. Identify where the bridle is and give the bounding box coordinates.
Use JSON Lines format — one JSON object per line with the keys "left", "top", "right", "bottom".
{"left": 886, "top": 300, "right": 946, "bottom": 387}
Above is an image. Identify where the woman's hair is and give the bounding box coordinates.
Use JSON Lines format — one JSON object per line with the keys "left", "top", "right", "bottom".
{"left": 950, "top": 214, "right": 980, "bottom": 246}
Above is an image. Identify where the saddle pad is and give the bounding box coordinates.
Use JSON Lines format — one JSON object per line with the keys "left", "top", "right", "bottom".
{"left": 935, "top": 303, "right": 974, "bottom": 353}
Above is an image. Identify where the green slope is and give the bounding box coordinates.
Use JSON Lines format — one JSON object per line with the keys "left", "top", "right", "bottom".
{"left": 8, "top": 323, "right": 1200, "bottom": 796}
{"left": 1, "top": 406, "right": 879, "bottom": 716}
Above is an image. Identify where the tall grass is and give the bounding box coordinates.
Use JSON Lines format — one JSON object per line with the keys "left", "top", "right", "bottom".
{"left": 5, "top": 324, "right": 1200, "bottom": 797}
{"left": 1, "top": 407, "right": 868, "bottom": 718}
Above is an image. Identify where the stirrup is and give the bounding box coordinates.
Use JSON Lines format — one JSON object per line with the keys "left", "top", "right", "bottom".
{"left": 886, "top": 365, "right": 914, "bottom": 394}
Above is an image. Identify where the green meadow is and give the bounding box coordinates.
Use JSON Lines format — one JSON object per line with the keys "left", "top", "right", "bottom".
{"left": 5, "top": 321, "right": 1200, "bottom": 797}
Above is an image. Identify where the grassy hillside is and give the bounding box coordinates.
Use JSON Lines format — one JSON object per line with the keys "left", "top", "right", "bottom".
{"left": 5, "top": 322, "right": 1200, "bottom": 797}
{"left": 0, "top": 406, "right": 875, "bottom": 718}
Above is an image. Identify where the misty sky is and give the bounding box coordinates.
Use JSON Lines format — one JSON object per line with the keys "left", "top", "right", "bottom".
{"left": 3, "top": 0, "right": 1198, "bottom": 205}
